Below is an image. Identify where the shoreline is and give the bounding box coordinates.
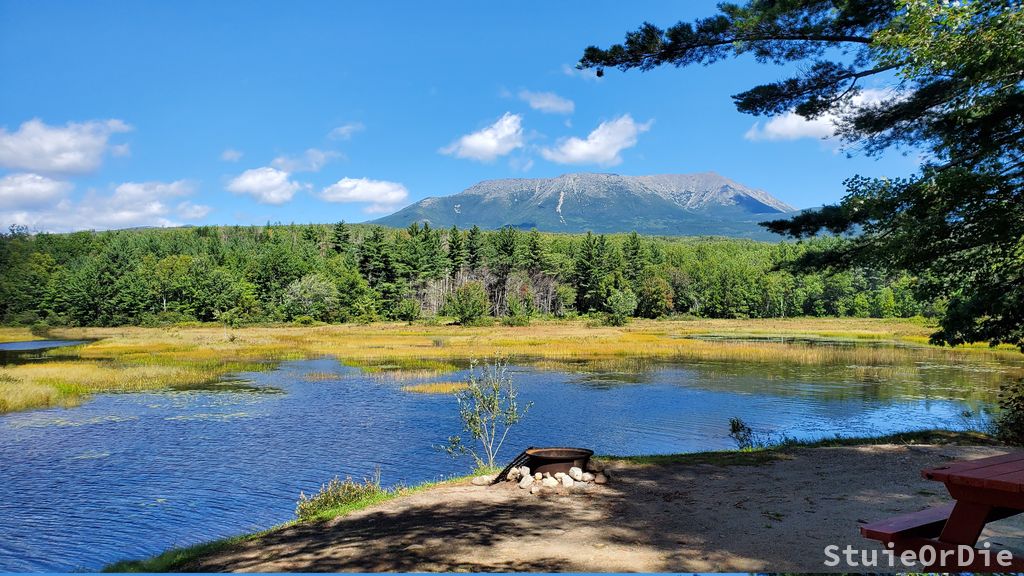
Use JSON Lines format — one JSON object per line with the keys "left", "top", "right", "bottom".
{"left": 106, "top": 429, "right": 1005, "bottom": 572}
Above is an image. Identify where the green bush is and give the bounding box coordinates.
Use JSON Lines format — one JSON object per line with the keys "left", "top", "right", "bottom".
{"left": 295, "top": 470, "right": 386, "bottom": 521}
{"left": 139, "top": 310, "right": 197, "bottom": 327}
{"left": 29, "top": 321, "right": 50, "bottom": 337}
{"left": 636, "top": 275, "right": 673, "bottom": 319}
{"left": 394, "top": 298, "right": 422, "bottom": 323}
{"left": 996, "top": 380, "right": 1024, "bottom": 446}
{"left": 502, "top": 294, "right": 531, "bottom": 326}
{"left": 553, "top": 284, "right": 576, "bottom": 317}
{"left": 282, "top": 273, "right": 339, "bottom": 322}
{"left": 293, "top": 315, "right": 316, "bottom": 326}
{"left": 602, "top": 288, "right": 637, "bottom": 326}
{"left": 444, "top": 281, "right": 490, "bottom": 325}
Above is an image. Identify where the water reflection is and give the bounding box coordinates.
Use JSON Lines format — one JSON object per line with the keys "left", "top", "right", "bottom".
{"left": 0, "top": 339, "right": 90, "bottom": 364}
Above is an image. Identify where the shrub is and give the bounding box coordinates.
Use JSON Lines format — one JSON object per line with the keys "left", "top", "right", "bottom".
{"left": 444, "top": 281, "right": 490, "bottom": 325}
{"left": 295, "top": 470, "right": 386, "bottom": 521}
{"left": 29, "top": 321, "right": 50, "bottom": 337}
{"left": 636, "top": 275, "right": 674, "bottom": 319}
{"left": 282, "top": 274, "right": 339, "bottom": 322}
{"left": 553, "top": 284, "right": 576, "bottom": 317}
{"left": 139, "top": 310, "right": 197, "bottom": 327}
{"left": 728, "top": 417, "right": 755, "bottom": 450}
{"left": 502, "top": 295, "right": 531, "bottom": 326}
{"left": 394, "top": 298, "right": 421, "bottom": 323}
{"left": 293, "top": 315, "right": 315, "bottom": 326}
{"left": 502, "top": 314, "right": 530, "bottom": 327}
{"left": 602, "top": 288, "right": 637, "bottom": 326}
{"left": 442, "top": 359, "right": 532, "bottom": 469}
{"left": 996, "top": 379, "right": 1024, "bottom": 446}
{"left": 728, "top": 417, "right": 780, "bottom": 450}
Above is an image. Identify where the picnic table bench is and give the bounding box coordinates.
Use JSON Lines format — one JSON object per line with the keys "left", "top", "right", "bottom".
{"left": 860, "top": 451, "right": 1024, "bottom": 570}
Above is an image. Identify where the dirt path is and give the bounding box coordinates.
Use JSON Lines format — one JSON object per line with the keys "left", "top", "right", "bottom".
{"left": 183, "top": 444, "right": 1024, "bottom": 572}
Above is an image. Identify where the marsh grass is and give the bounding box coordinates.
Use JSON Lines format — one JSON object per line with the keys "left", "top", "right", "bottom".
{"left": 302, "top": 371, "right": 339, "bottom": 381}
{"left": 295, "top": 469, "right": 386, "bottom": 521}
{"left": 347, "top": 357, "right": 461, "bottom": 381}
{"left": 3, "top": 318, "right": 1019, "bottom": 414}
{"left": 400, "top": 381, "right": 469, "bottom": 394}
{"left": 0, "top": 327, "right": 41, "bottom": 343}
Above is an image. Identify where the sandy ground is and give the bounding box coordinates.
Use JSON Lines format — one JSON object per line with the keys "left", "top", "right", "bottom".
{"left": 182, "top": 444, "right": 1024, "bottom": 572}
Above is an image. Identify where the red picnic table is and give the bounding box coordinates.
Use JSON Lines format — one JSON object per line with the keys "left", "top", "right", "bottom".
{"left": 861, "top": 451, "right": 1024, "bottom": 570}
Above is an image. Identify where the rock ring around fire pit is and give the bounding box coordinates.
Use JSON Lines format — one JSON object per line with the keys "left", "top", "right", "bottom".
{"left": 524, "top": 447, "right": 593, "bottom": 475}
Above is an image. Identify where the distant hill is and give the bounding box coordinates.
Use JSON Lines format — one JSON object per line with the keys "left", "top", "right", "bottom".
{"left": 371, "top": 172, "right": 799, "bottom": 239}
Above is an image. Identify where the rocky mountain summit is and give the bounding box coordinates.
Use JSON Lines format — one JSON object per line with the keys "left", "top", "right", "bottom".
{"left": 373, "top": 172, "right": 799, "bottom": 238}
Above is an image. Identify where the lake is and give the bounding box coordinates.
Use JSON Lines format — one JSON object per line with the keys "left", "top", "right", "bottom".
{"left": 0, "top": 340, "right": 1013, "bottom": 571}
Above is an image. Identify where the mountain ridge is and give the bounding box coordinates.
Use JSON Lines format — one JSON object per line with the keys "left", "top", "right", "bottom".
{"left": 372, "top": 172, "right": 799, "bottom": 239}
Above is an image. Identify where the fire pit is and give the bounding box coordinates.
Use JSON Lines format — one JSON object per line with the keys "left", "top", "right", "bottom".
{"left": 524, "top": 447, "right": 593, "bottom": 475}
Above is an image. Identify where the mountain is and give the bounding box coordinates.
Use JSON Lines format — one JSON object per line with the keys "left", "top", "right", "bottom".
{"left": 371, "top": 172, "right": 799, "bottom": 239}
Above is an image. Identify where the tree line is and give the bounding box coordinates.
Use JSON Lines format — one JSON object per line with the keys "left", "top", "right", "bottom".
{"left": 0, "top": 222, "right": 936, "bottom": 327}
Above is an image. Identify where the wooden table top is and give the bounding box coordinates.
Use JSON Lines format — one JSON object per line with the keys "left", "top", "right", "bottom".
{"left": 923, "top": 452, "right": 1024, "bottom": 493}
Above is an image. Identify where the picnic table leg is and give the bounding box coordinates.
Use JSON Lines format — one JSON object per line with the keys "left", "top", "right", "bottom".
{"left": 939, "top": 500, "right": 993, "bottom": 546}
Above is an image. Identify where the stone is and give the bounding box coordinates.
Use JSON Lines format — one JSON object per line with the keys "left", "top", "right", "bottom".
{"left": 594, "top": 472, "right": 608, "bottom": 485}
{"left": 554, "top": 472, "right": 565, "bottom": 480}
{"left": 530, "top": 485, "right": 541, "bottom": 495}
{"left": 518, "top": 474, "right": 534, "bottom": 489}
{"left": 568, "top": 467, "right": 584, "bottom": 481}
{"left": 471, "top": 474, "right": 495, "bottom": 486}
{"left": 534, "top": 472, "right": 542, "bottom": 480}
{"left": 507, "top": 468, "right": 521, "bottom": 482}
{"left": 561, "top": 475, "right": 574, "bottom": 488}
{"left": 541, "top": 476, "right": 558, "bottom": 488}
{"left": 519, "top": 466, "right": 530, "bottom": 478}
{"left": 582, "top": 472, "right": 595, "bottom": 482}
{"left": 586, "top": 460, "right": 604, "bottom": 473}
{"left": 543, "top": 472, "right": 552, "bottom": 479}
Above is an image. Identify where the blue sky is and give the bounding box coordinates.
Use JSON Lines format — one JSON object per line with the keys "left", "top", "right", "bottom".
{"left": 0, "top": 1, "right": 920, "bottom": 232}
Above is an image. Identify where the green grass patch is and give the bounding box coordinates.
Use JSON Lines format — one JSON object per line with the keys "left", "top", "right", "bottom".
{"left": 295, "top": 471, "right": 387, "bottom": 521}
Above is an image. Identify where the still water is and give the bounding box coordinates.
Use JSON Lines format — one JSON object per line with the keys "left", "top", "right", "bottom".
{"left": 0, "top": 341, "right": 1012, "bottom": 571}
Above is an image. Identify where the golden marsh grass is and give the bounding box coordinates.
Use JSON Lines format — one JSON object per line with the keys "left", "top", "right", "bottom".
{"left": 0, "top": 327, "right": 40, "bottom": 344}
{"left": 400, "top": 381, "right": 469, "bottom": 394}
{"left": 0, "top": 318, "right": 1019, "bottom": 414}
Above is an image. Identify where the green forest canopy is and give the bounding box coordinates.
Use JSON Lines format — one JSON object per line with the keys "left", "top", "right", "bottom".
{"left": 0, "top": 222, "right": 932, "bottom": 328}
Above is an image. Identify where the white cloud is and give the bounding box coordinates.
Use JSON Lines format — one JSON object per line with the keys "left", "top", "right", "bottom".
{"left": 518, "top": 90, "right": 574, "bottom": 114}
{"left": 226, "top": 167, "right": 306, "bottom": 204}
{"left": 111, "top": 143, "right": 131, "bottom": 158}
{"left": 541, "top": 114, "right": 652, "bottom": 166}
{"left": 0, "top": 178, "right": 207, "bottom": 232}
{"left": 113, "top": 180, "right": 194, "bottom": 202}
{"left": 0, "top": 118, "right": 132, "bottom": 174}
{"left": 328, "top": 122, "right": 365, "bottom": 140}
{"left": 270, "top": 148, "right": 341, "bottom": 172}
{"left": 440, "top": 112, "right": 524, "bottom": 162}
{"left": 0, "top": 173, "right": 73, "bottom": 209}
{"left": 320, "top": 177, "right": 409, "bottom": 213}
{"left": 176, "top": 201, "right": 211, "bottom": 219}
{"left": 221, "top": 148, "right": 243, "bottom": 162}
{"left": 744, "top": 112, "right": 835, "bottom": 141}
{"left": 744, "top": 89, "right": 894, "bottom": 142}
